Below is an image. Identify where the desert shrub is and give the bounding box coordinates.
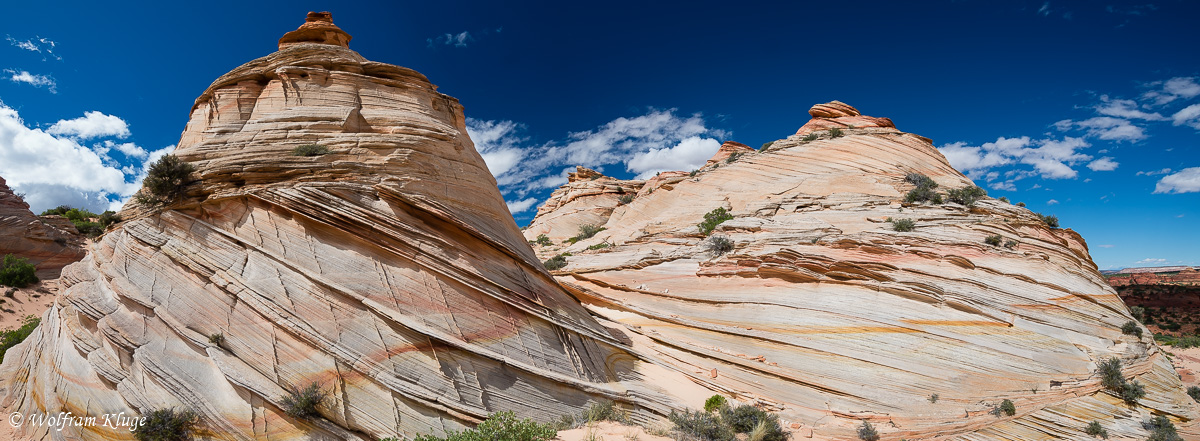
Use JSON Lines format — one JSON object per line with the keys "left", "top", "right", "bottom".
{"left": 984, "top": 234, "right": 1002, "bottom": 246}
{"left": 1084, "top": 420, "right": 1107, "bottom": 439}
{"left": 40, "top": 205, "right": 73, "bottom": 216}
{"left": 698, "top": 208, "right": 734, "bottom": 236}
{"left": 618, "top": 194, "right": 635, "bottom": 205}
{"left": 0, "top": 254, "right": 38, "bottom": 288}
{"left": 0, "top": 315, "right": 40, "bottom": 363}
{"left": 132, "top": 408, "right": 199, "bottom": 441}
{"left": 292, "top": 144, "right": 330, "bottom": 157}
{"left": 706, "top": 236, "right": 734, "bottom": 256}
{"left": 928, "top": 393, "right": 939, "bottom": 403}
{"left": 760, "top": 141, "right": 774, "bottom": 150}
{"left": 905, "top": 173, "right": 937, "bottom": 189}
{"left": 1017, "top": 202, "right": 1026, "bottom": 207}
{"left": 998, "top": 399, "right": 1016, "bottom": 417}
{"left": 829, "top": 128, "right": 844, "bottom": 138}
{"left": 574, "top": 224, "right": 605, "bottom": 242}
{"left": 543, "top": 255, "right": 568, "bottom": 271}
{"left": 1144, "top": 415, "right": 1182, "bottom": 441}
{"left": 1003, "top": 239, "right": 1018, "bottom": 249}
{"left": 903, "top": 174, "right": 943, "bottom": 204}
{"left": 946, "top": 186, "right": 987, "bottom": 206}
{"left": 998, "top": 196, "right": 1009, "bottom": 203}
{"left": 1121, "top": 321, "right": 1143, "bottom": 338}
{"left": 726, "top": 152, "right": 743, "bottom": 164}
{"left": 208, "top": 333, "right": 225, "bottom": 348}
{"left": 1187, "top": 385, "right": 1200, "bottom": 402}
{"left": 1130, "top": 306, "right": 1145, "bottom": 322}
{"left": 1037, "top": 213, "right": 1059, "bottom": 228}
{"left": 1120, "top": 380, "right": 1145, "bottom": 405}
{"left": 689, "top": 170, "right": 699, "bottom": 177}
{"left": 888, "top": 218, "right": 915, "bottom": 232}
{"left": 586, "top": 242, "right": 610, "bottom": 251}
{"left": 281, "top": 382, "right": 326, "bottom": 419}
{"left": 801, "top": 133, "right": 819, "bottom": 142}
{"left": 415, "top": 411, "right": 557, "bottom": 441}
{"left": 669, "top": 409, "right": 732, "bottom": 441}
{"left": 703, "top": 395, "right": 727, "bottom": 412}
{"left": 856, "top": 421, "right": 879, "bottom": 441}
{"left": 581, "top": 400, "right": 627, "bottom": 424}
{"left": 98, "top": 210, "right": 121, "bottom": 228}
{"left": 137, "top": 154, "right": 195, "bottom": 206}
{"left": 1098, "top": 357, "right": 1125, "bottom": 392}
{"left": 534, "top": 234, "right": 552, "bottom": 246}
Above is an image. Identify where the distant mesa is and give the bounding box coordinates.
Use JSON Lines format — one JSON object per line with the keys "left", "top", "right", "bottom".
{"left": 278, "top": 11, "right": 352, "bottom": 49}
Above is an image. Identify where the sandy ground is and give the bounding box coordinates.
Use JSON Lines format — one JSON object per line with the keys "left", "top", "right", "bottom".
{"left": 555, "top": 421, "right": 675, "bottom": 441}
{"left": 0, "top": 279, "right": 57, "bottom": 330}
{"left": 1165, "top": 345, "right": 1200, "bottom": 389}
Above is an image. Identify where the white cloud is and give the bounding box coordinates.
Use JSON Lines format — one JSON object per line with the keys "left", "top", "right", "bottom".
{"left": 1171, "top": 104, "right": 1200, "bottom": 130}
{"left": 1087, "top": 157, "right": 1119, "bottom": 171}
{"left": 939, "top": 136, "right": 1092, "bottom": 180}
{"left": 1038, "top": 2, "right": 1051, "bottom": 16}
{"left": 1097, "top": 244, "right": 1115, "bottom": 248}
{"left": 626, "top": 136, "right": 721, "bottom": 178}
{"left": 4, "top": 69, "right": 56, "bottom": 93}
{"left": 1154, "top": 167, "right": 1200, "bottom": 194}
{"left": 989, "top": 180, "right": 1017, "bottom": 191}
{"left": 0, "top": 103, "right": 167, "bottom": 213}
{"left": 6, "top": 36, "right": 60, "bottom": 60}
{"left": 505, "top": 197, "right": 539, "bottom": 213}
{"left": 427, "top": 31, "right": 473, "bottom": 48}
{"left": 1047, "top": 199, "right": 1059, "bottom": 205}
{"left": 1057, "top": 116, "right": 1146, "bottom": 141}
{"left": 1136, "top": 258, "right": 1167, "bottom": 264}
{"left": 105, "top": 140, "right": 148, "bottom": 158}
{"left": 467, "top": 118, "right": 526, "bottom": 178}
{"left": 1142, "top": 77, "right": 1200, "bottom": 106}
{"left": 1137, "top": 168, "right": 1172, "bottom": 176}
{"left": 1095, "top": 95, "right": 1165, "bottom": 121}
{"left": 46, "top": 111, "right": 131, "bottom": 139}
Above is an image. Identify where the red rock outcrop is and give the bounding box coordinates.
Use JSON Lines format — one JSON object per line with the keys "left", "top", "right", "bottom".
{"left": 0, "top": 14, "right": 705, "bottom": 441}
{"left": 278, "top": 11, "right": 351, "bottom": 49}
{"left": 0, "top": 176, "right": 85, "bottom": 278}
{"left": 1108, "top": 268, "right": 1200, "bottom": 287}
{"left": 523, "top": 167, "right": 644, "bottom": 242}
{"left": 528, "top": 102, "right": 1199, "bottom": 440}
{"left": 704, "top": 141, "right": 755, "bottom": 166}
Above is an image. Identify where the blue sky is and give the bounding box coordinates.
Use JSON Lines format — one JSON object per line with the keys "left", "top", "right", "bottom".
{"left": 0, "top": 0, "right": 1196, "bottom": 270}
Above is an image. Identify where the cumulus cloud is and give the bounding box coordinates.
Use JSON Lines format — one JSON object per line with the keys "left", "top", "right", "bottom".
{"left": 470, "top": 108, "right": 727, "bottom": 197}
{"left": 4, "top": 69, "right": 56, "bottom": 93}
{"left": 1055, "top": 116, "right": 1146, "bottom": 141}
{"left": 1154, "top": 167, "right": 1200, "bottom": 194}
{"left": 505, "top": 198, "right": 539, "bottom": 214}
{"left": 1171, "top": 104, "right": 1200, "bottom": 130}
{"left": 1094, "top": 95, "right": 1165, "bottom": 121}
{"left": 938, "top": 136, "right": 1092, "bottom": 180}
{"left": 47, "top": 111, "right": 131, "bottom": 139}
{"left": 1142, "top": 76, "right": 1200, "bottom": 106}
{"left": 1087, "top": 157, "right": 1119, "bottom": 171}
{"left": 0, "top": 103, "right": 168, "bottom": 213}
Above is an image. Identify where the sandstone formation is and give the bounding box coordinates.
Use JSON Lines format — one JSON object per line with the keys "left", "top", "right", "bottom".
{"left": 0, "top": 14, "right": 706, "bottom": 441}
{"left": 1108, "top": 267, "right": 1200, "bottom": 287}
{"left": 523, "top": 167, "right": 644, "bottom": 243}
{"left": 525, "top": 102, "right": 1199, "bottom": 439}
{"left": 704, "top": 141, "right": 754, "bottom": 166}
{"left": 0, "top": 176, "right": 86, "bottom": 278}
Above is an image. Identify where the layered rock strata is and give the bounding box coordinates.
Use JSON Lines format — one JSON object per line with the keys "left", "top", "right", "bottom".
{"left": 526, "top": 102, "right": 1199, "bottom": 439}
{"left": 523, "top": 167, "right": 644, "bottom": 243}
{"left": 0, "top": 176, "right": 86, "bottom": 278}
{"left": 0, "top": 14, "right": 699, "bottom": 441}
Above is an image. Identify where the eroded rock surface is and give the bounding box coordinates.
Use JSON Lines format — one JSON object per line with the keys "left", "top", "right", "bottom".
{"left": 523, "top": 167, "right": 644, "bottom": 243}
{"left": 526, "top": 102, "right": 1199, "bottom": 440}
{"left": 0, "top": 176, "right": 85, "bottom": 278}
{"left": 0, "top": 14, "right": 699, "bottom": 441}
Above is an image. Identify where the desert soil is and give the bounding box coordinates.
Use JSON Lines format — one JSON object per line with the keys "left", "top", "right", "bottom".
{"left": 0, "top": 279, "right": 57, "bottom": 330}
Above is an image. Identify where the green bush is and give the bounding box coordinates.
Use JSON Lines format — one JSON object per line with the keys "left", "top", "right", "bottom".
{"left": 801, "top": 133, "right": 819, "bottom": 142}
{"left": 726, "top": 152, "right": 743, "bottom": 164}
{"left": 1130, "top": 306, "right": 1145, "bottom": 322}
{"left": 1144, "top": 415, "right": 1181, "bottom": 441}
{"left": 1186, "top": 385, "right": 1200, "bottom": 402}
{"left": 998, "top": 196, "right": 1009, "bottom": 203}
{"left": 998, "top": 399, "right": 1015, "bottom": 417}
{"left": 543, "top": 255, "right": 568, "bottom": 271}
{"left": 99, "top": 210, "right": 121, "bottom": 228}
{"left": 585, "top": 242, "right": 610, "bottom": 251}
{"left": 706, "top": 236, "right": 734, "bottom": 256}
{"left": 136, "top": 154, "right": 195, "bottom": 206}
{"left": 40, "top": 205, "right": 73, "bottom": 216}
{"left": 1003, "top": 239, "right": 1018, "bottom": 249}
{"left": 414, "top": 411, "right": 557, "bottom": 441}
{"left": 888, "top": 218, "right": 915, "bottom": 232}
{"left": 703, "top": 395, "right": 727, "bottom": 412}
{"left": 580, "top": 400, "right": 627, "bottom": 424}
{"left": 0, "top": 254, "right": 38, "bottom": 288}
{"left": 1120, "top": 379, "right": 1145, "bottom": 405}
{"left": 0, "top": 315, "right": 40, "bottom": 363}
{"left": 208, "top": 333, "right": 225, "bottom": 348}
{"left": 281, "top": 382, "right": 326, "bottom": 419}
{"left": 572, "top": 224, "right": 605, "bottom": 242}
{"left": 698, "top": 208, "right": 733, "bottom": 236}
{"left": 618, "top": 194, "right": 635, "bottom": 205}
{"left": 829, "top": 128, "right": 844, "bottom": 138}
{"left": 928, "top": 393, "right": 939, "bottom": 403}
{"left": 534, "top": 234, "right": 552, "bottom": 246}
{"left": 946, "top": 186, "right": 987, "bottom": 206}
{"left": 857, "top": 421, "right": 879, "bottom": 441}
{"left": 1098, "top": 357, "right": 1125, "bottom": 392}
{"left": 292, "top": 144, "right": 330, "bottom": 157}
{"left": 903, "top": 173, "right": 943, "bottom": 204}
{"left": 985, "top": 234, "right": 1002, "bottom": 246}
{"left": 760, "top": 141, "right": 774, "bottom": 150}
{"left": 669, "top": 409, "right": 733, "bottom": 441}
{"left": 1037, "top": 213, "right": 1059, "bottom": 228}
{"left": 1084, "top": 420, "right": 1107, "bottom": 439}
{"left": 1121, "top": 321, "right": 1142, "bottom": 338}
{"left": 1017, "top": 202, "right": 1026, "bottom": 207}
{"left": 905, "top": 173, "right": 937, "bottom": 189}
{"left": 132, "top": 408, "right": 199, "bottom": 441}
